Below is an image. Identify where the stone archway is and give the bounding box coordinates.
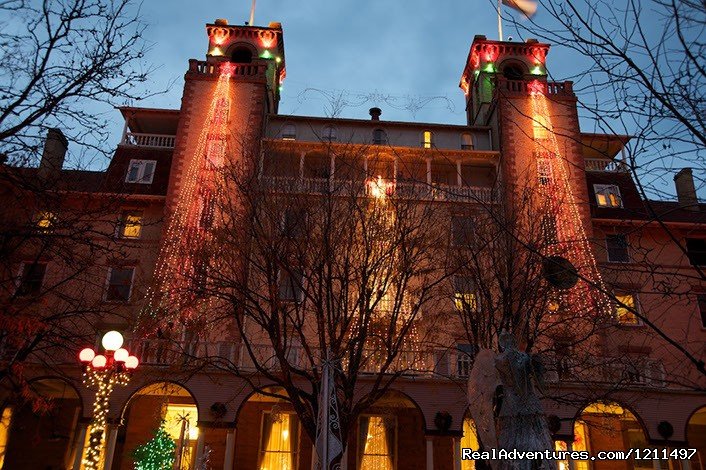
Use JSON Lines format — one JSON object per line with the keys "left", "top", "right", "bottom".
{"left": 2, "top": 377, "right": 83, "bottom": 469}
{"left": 112, "top": 382, "right": 198, "bottom": 470}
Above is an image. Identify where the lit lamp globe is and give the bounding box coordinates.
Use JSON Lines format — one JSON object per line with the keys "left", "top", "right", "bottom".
{"left": 101, "top": 331, "right": 124, "bottom": 351}
{"left": 113, "top": 348, "right": 129, "bottom": 362}
{"left": 79, "top": 348, "right": 96, "bottom": 363}
{"left": 91, "top": 355, "right": 107, "bottom": 368}
{"left": 124, "top": 356, "right": 139, "bottom": 370}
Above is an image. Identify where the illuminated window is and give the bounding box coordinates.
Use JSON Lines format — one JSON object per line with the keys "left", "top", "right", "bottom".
{"left": 572, "top": 420, "right": 590, "bottom": 470}
{"left": 359, "top": 416, "right": 395, "bottom": 470}
{"left": 461, "top": 417, "right": 479, "bottom": 470}
{"left": 456, "top": 344, "right": 477, "bottom": 378}
{"left": 118, "top": 211, "right": 143, "bottom": 239}
{"left": 606, "top": 234, "right": 629, "bottom": 262}
{"left": 164, "top": 404, "right": 198, "bottom": 470}
{"left": 422, "top": 130, "right": 433, "bottom": 149}
{"left": 259, "top": 412, "right": 299, "bottom": 470}
{"left": 454, "top": 276, "right": 477, "bottom": 312}
{"left": 323, "top": 126, "right": 337, "bottom": 142}
{"left": 17, "top": 262, "right": 47, "bottom": 297}
{"left": 372, "top": 129, "right": 387, "bottom": 145}
{"left": 593, "top": 184, "right": 622, "bottom": 208}
{"left": 554, "top": 441, "right": 569, "bottom": 470}
{"left": 614, "top": 293, "right": 640, "bottom": 325}
{"left": 126, "top": 159, "right": 157, "bottom": 184}
{"left": 451, "top": 216, "right": 474, "bottom": 246}
{"left": 106, "top": 267, "right": 134, "bottom": 302}
{"left": 282, "top": 124, "right": 296, "bottom": 141}
{"left": 35, "top": 211, "right": 55, "bottom": 232}
{"left": 0, "top": 407, "right": 12, "bottom": 468}
{"left": 532, "top": 114, "right": 550, "bottom": 139}
{"left": 461, "top": 133, "right": 474, "bottom": 150}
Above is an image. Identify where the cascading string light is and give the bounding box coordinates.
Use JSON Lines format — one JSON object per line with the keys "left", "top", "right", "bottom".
{"left": 529, "top": 80, "right": 612, "bottom": 322}
{"left": 140, "top": 63, "right": 233, "bottom": 329}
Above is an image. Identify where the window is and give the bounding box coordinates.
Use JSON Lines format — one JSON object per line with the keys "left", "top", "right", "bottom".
{"left": 278, "top": 268, "right": 303, "bottom": 302}
{"left": 125, "top": 159, "right": 157, "bottom": 184}
{"left": 16, "top": 262, "right": 47, "bottom": 297}
{"left": 456, "top": 343, "right": 477, "bottom": 378}
{"left": 106, "top": 267, "right": 134, "bottom": 302}
{"left": 281, "top": 208, "right": 306, "bottom": 239}
{"left": 536, "top": 157, "right": 553, "bottom": 185}
{"left": 451, "top": 216, "right": 474, "bottom": 246}
{"left": 163, "top": 404, "right": 198, "bottom": 470}
{"left": 422, "top": 130, "right": 433, "bottom": 149}
{"left": 697, "top": 294, "right": 706, "bottom": 328}
{"left": 323, "top": 125, "right": 337, "bottom": 142}
{"left": 260, "top": 412, "right": 299, "bottom": 470}
{"left": 35, "top": 211, "right": 55, "bottom": 232}
{"left": 572, "top": 420, "right": 590, "bottom": 470}
{"left": 686, "top": 238, "right": 706, "bottom": 266}
{"left": 532, "top": 114, "right": 550, "bottom": 140}
{"left": 461, "top": 418, "right": 479, "bottom": 470}
{"left": 282, "top": 124, "right": 296, "bottom": 140}
{"left": 555, "top": 441, "right": 569, "bottom": 470}
{"left": 359, "top": 416, "right": 395, "bottom": 470}
{"left": 606, "top": 234, "right": 629, "bottom": 262}
{"left": 118, "top": 210, "right": 143, "bottom": 239}
{"left": 461, "top": 133, "right": 474, "bottom": 150}
{"left": 593, "top": 184, "right": 622, "bottom": 208}
{"left": 454, "top": 276, "right": 477, "bottom": 312}
{"left": 372, "top": 129, "right": 387, "bottom": 145}
{"left": 614, "top": 293, "right": 640, "bottom": 325}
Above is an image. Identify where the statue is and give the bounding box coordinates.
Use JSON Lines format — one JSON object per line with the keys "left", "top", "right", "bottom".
{"left": 494, "top": 331, "right": 555, "bottom": 470}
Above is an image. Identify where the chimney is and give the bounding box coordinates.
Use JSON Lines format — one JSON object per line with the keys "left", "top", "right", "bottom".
{"left": 38, "top": 128, "right": 68, "bottom": 180}
{"left": 674, "top": 168, "right": 699, "bottom": 211}
{"left": 369, "top": 107, "right": 382, "bottom": 121}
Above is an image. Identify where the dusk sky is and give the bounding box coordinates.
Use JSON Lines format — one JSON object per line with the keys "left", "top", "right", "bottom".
{"left": 126, "top": 0, "right": 583, "bottom": 127}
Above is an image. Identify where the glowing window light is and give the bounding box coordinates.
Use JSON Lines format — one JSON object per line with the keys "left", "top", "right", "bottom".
{"left": 461, "top": 418, "right": 479, "bottom": 470}
{"left": 359, "top": 416, "right": 394, "bottom": 470}
{"left": 615, "top": 293, "right": 639, "bottom": 324}
{"left": 36, "top": 211, "right": 54, "bottom": 231}
{"left": 422, "top": 130, "right": 433, "bottom": 149}
{"left": 0, "top": 407, "right": 12, "bottom": 469}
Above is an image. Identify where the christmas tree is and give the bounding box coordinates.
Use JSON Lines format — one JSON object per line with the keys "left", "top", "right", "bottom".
{"left": 133, "top": 421, "right": 176, "bottom": 470}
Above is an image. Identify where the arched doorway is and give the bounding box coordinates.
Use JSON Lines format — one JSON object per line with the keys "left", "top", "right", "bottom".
{"left": 113, "top": 382, "right": 198, "bottom": 470}
{"left": 575, "top": 402, "right": 648, "bottom": 470}
{"left": 687, "top": 406, "right": 706, "bottom": 470}
{"left": 461, "top": 413, "right": 480, "bottom": 470}
{"left": 2, "top": 378, "right": 82, "bottom": 469}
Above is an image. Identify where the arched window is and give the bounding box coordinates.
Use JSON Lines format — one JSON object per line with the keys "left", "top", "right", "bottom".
{"left": 282, "top": 124, "right": 296, "bottom": 141}
{"left": 372, "top": 129, "right": 387, "bottom": 145}
{"left": 422, "top": 130, "right": 433, "bottom": 149}
{"left": 231, "top": 46, "right": 253, "bottom": 63}
{"left": 461, "top": 133, "right": 474, "bottom": 150}
{"left": 502, "top": 63, "right": 524, "bottom": 80}
{"left": 323, "top": 125, "right": 337, "bottom": 142}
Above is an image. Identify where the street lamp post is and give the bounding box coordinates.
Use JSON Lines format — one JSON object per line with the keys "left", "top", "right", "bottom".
{"left": 78, "top": 331, "right": 139, "bottom": 470}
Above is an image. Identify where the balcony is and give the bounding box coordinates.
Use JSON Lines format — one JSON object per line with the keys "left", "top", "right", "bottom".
{"left": 258, "top": 176, "right": 495, "bottom": 204}
{"left": 121, "top": 132, "right": 175, "bottom": 149}
{"left": 544, "top": 354, "right": 665, "bottom": 388}
{"left": 584, "top": 158, "right": 628, "bottom": 172}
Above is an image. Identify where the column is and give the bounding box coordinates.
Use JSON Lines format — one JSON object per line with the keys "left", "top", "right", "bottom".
{"left": 223, "top": 429, "right": 236, "bottom": 470}
{"left": 426, "top": 158, "right": 432, "bottom": 184}
{"left": 453, "top": 436, "right": 462, "bottom": 470}
{"left": 456, "top": 161, "right": 462, "bottom": 187}
{"left": 194, "top": 429, "right": 206, "bottom": 465}
{"left": 71, "top": 422, "right": 89, "bottom": 470}
{"left": 329, "top": 154, "right": 336, "bottom": 191}
{"left": 102, "top": 425, "right": 119, "bottom": 470}
{"left": 426, "top": 436, "right": 434, "bottom": 470}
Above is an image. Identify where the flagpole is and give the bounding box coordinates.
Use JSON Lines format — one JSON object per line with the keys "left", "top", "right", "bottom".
{"left": 497, "top": 0, "right": 503, "bottom": 40}
{"left": 249, "top": 0, "right": 256, "bottom": 26}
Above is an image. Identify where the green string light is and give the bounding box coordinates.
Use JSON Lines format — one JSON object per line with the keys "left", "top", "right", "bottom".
{"left": 133, "top": 421, "right": 177, "bottom": 470}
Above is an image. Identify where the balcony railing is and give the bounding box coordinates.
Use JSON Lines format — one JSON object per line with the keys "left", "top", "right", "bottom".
{"left": 584, "top": 158, "right": 628, "bottom": 172}
{"left": 259, "top": 176, "right": 495, "bottom": 204}
{"left": 544, "top": 355, "right": 665, "bottom": 388}
{"left": 127, "top": 339, "right": 238, "bottom": 366}
{"left": 121, "top": 132, "right": 175, "bottom": 149}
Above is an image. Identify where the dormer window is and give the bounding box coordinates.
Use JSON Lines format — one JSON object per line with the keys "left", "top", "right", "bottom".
{"left": 422, "top": 130, "right": 433, "bottom": 149}
{"left": 372, "top": 129, "right": 387, "bottom": 145}
{"left": 594, "top": 184, "right": 622, "bottom": 208}
{"left": 282, "top": 124, "right": 296, "bottom": 141}
{"left": 126, "top": 159, "right": 156, "bottom": 184}
{"left": 323, "top": 126, "right": 337, "bottom": 142}
{"left": 461, "top": 133, "right": 474, "bottom": 150}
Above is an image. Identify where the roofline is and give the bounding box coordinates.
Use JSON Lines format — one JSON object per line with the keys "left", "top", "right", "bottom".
{"left": 580, "top": 132, "right": 632, "bottom": 143}
{"left": 117, "top": 106, "right": 181, "bottom": 116}
{"left": 268, "top": 114, "right": 491, "bottom": 130}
